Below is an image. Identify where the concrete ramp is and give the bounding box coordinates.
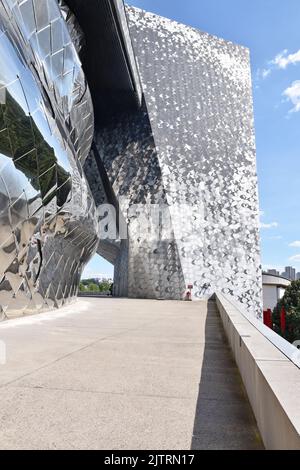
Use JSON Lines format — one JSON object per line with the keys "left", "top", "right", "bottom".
{"left": 0, "top": 298, "right": 263, "bottom": 449}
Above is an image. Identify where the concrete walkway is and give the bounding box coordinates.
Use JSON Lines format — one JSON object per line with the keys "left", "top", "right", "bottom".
{"left": 0, "top": 298, "right": 263, "bottom": 449}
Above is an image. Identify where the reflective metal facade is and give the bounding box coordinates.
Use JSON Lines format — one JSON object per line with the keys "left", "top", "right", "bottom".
{"left": 93, "top": 5, "right": 262, "bottom": 314}
{"left": 0, "top": 0, "right": 262, "bottom": 318}
{"left": 124, "top": 7, "right": 262, "bottom": 314}
{"left": 0, "top": 0, "right": 98, "bottom": 318}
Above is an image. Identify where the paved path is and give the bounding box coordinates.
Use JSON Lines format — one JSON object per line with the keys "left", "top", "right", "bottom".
{"left": 0, "top": 298, "right": 263, "bottom": 449}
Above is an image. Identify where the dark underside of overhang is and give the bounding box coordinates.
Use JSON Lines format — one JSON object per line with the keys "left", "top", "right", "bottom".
{"left": 63, "top": 0, "right": 141, "bottom": 266}
{"left": 64, "top": 0, "right": 141, "bottom": 126}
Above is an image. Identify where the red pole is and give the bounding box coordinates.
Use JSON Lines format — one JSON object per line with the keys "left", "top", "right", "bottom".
{"left": 263, "top": 309, "right": 273, "bottom": 329}
{"left": 280, "top": 307, "right": 286, "bottom": 336}
{"left": 267, "top": 309, "right": 273, "bottom": 329}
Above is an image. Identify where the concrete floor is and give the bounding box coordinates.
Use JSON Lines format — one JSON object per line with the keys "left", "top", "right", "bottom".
{"left": 0, "top": 298, "right": 263, "bottom": 450}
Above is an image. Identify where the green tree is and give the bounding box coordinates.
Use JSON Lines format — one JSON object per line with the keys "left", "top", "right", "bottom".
{"left": 273, "top": 280, "right": 300, "bottom": 343}
{"left": 81, "top": 278, "right": 98, "bottom": 286}
{"left": 1, "top": 91, "right": 71, "bottom": 206}
{"left": 79, "top": 282, "right": 86, "bottom": 292}
{"left": 99, "top": 280, "right": 111, "bottom": 293}
{"left": 87, "top": 283, "right": 99, "bottom": 292}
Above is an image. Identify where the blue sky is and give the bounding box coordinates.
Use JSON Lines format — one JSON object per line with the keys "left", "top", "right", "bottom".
{"left": 83, "top": 0, "right": 300, "bottom": 279}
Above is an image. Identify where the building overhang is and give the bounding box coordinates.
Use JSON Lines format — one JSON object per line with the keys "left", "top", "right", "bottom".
{"left": 64, "top": 0, "right": 142, "bottom": 126}
{"left": 262, "top": 273, "right": 291, "bottom": 288}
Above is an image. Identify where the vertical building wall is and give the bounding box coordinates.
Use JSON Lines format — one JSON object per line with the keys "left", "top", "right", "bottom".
{"left": 112, "top": 6, "right": 261, "bottom": 313}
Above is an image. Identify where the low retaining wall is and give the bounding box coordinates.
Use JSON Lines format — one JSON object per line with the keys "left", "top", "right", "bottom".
{"left": 216, "top": 292, "right": 300, "bottom": 450}
{"left": 78, "top": 293, "right": 111, "bottom": 297}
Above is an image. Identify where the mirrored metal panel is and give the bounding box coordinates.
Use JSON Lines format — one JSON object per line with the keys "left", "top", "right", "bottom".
{"left": 0, "top": 0, "right": 98, "bottom": 319}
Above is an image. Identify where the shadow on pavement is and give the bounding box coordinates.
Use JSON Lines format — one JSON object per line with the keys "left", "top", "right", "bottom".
{"left": 191, "top": 300, "right": 264, "bottom": 450}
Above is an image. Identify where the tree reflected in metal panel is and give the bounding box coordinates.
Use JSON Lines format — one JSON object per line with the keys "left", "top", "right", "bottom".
{"left": 0, "top": 0, "right": 98, "bottom": 318}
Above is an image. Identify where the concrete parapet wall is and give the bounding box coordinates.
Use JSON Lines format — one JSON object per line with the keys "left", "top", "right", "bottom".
{"left": 216, "top": 292, "right": 300, "bottom": 450}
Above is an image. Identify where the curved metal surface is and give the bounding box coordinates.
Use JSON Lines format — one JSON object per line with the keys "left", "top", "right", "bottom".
{"left": 58, "top": 0, "right": 85, "bottom": 56}
{"left": 0, "top": 0, "right": 98, "bottom": 318}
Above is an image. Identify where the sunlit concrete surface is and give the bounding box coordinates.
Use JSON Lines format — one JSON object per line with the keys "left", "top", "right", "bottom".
{"left": 0, "top": 299, "right": 263, "bottom": 450}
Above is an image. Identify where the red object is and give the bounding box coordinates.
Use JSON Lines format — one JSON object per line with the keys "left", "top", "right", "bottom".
{"left": 280, "top": 307, "right": 286, "bottom": 336}
{"left": 184, "top": 284, "right": 193, "bottom": 301}
{"left": 263, "top": 309, "right": 273, "bottom": 329}
{"left": 185, "top": 291, "right": 191, "bottom": 301}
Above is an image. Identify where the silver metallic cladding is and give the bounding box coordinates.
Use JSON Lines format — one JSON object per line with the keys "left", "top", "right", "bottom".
{"left": 0, "top": 0, "right": 262, "bottom": 317}
{"left": 126, "top": 6, "right": 262, "bottom": 312}
{"left": 0, "top": 0, "right": 98, "bottom": 318}
{"left": 95, "top": 5, "right": 261, "bottom": 312}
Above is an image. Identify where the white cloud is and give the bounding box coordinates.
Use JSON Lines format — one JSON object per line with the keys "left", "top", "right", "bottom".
{"left": 257, "top": 48, "right": 300, "bottom": 88}
{"left": 289, "top": 241, "right": 300, "bottom": 248}
{"left": 261, "top": 68, "right": 271, "bottom": 79}
{"left": 272, "top": 48, "right": 300, "bottom": 69}
{"left": 260, "top": 222, "right": 278, "bottom": 229}
{"left": 256, "top": 68, "right": 271, "bottom": 81}
{"left": 283, "top": 81, "right": 300, "bottom": 113}
{"left": 82, "top": 269, "right": 113, "bottom": 280}
{"left": 259, "top": 212, "right": 279, "bottom": 230}
{"left": 289, "top": 254, "right": 300, "bottom": 263}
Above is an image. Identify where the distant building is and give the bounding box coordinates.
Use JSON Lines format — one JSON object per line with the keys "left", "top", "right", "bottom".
{"left": 281, "top": 266, "right": 296, "bottom": 281}
{"left": 267, "top": 269, "right": 279, "bottom": 276}
{"left": 297, "top": 273, "right": 300, "bottom": 281}
{"left": 262, "top": 273, "right": 291, "bottom": 311}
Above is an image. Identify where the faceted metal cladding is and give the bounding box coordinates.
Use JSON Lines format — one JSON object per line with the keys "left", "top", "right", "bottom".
{"left": 93, "top": 5, "right": 262, "bottom": 314}
{"left": 0, "top": 0, "right": 98, "bottom": 318}
{"left": 0, "top": 0, "right": 262, "bottom": 319}
{"left": 126, "top": 7, "right": 262, "bottom": 313}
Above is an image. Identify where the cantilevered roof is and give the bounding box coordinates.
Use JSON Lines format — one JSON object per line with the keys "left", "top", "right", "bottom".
{"left": 64, "top": 0, "right": 142, "bottom": 125}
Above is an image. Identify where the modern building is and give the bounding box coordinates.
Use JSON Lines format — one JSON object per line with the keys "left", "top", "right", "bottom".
{"left": 0, "top": 0, "right": 261, "bottom": 318}
{"left": 282, "top": 266, "right": 296, "bottom": 281}
{"left": 262, "top": 273, "right": 290, "bottom": 311}
{"left": 267, "top": 269, "right": 280, "bottom": 276}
